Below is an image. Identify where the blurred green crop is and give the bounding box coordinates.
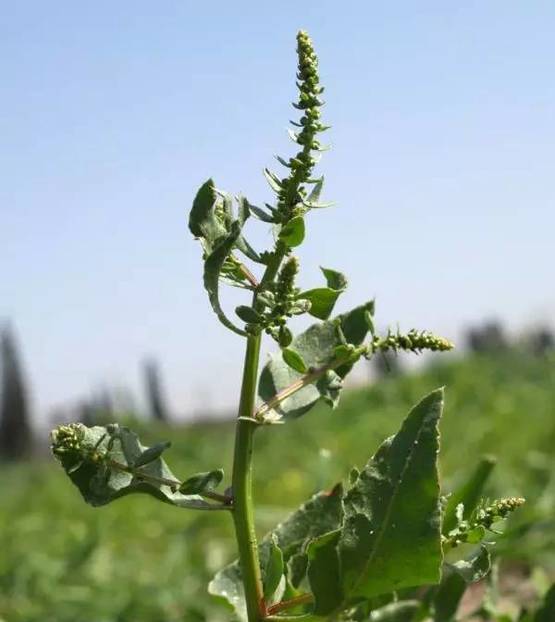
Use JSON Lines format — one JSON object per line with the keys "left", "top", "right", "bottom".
{"left": 1, "top": 352, "right": 554, "bottom": 621}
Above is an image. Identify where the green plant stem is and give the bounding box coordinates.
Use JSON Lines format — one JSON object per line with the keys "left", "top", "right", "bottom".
{"left": 232, "top": 332, "right": 265, "bottom": 621}
{"left": 267, "top": 593, "right": 314, "bottom": 615}
{"left": 231, "top": 242, "right": 291, "bottom": 620}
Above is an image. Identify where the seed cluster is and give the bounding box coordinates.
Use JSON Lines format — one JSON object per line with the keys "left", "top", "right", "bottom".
{"left": 444, "top": 497, "right": 525, "bottom": 549}
{"left": 475, "top": 497, "right": 526, "bottom": 529}
{"left": 255, "top": 257, "right": 311, "bottom": 346}
{"left": 275, "top": 30, "right": 327, "bottom": 224}
{"left": 51, "top": 423, "right": 85, "bottom": 458}
{"left": 372, "top": 330, "right": 454, "bottom": 354}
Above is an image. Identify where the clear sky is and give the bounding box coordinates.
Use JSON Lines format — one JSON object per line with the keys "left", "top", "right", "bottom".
{"left": 1, "top": 2, "right": 554, "bottom": 421}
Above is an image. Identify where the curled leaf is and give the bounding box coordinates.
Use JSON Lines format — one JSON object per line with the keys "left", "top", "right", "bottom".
{"left": 133, "top": 441, "right": 171, "bottom": 468}
{"left": 179, "top": 469, "right": 224, "bottom": 495}
{"left": 203, "top": 222, "right": 247, "bottom": 336}
{"left": 51, "top": 423, "right": 223, "bottom": 511}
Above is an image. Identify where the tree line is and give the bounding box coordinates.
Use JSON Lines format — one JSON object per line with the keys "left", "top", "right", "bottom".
{"left": 1, "top": 320, "right": 553, "bottom": 461}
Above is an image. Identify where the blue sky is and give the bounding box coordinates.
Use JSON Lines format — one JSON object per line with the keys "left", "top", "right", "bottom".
{"left": 1, "top": 2, "right": 554, "bottom": 420}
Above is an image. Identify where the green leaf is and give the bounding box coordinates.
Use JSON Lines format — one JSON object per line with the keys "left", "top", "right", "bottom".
{"left": 307, "top": 390, "right": 444, "bottom": 609}
{"left": 51, "top": 423, "right": 221, "bottom": 511}
{"left": 222, "top": 192, "right": 263, "bottom": 264}
{"left": 307, "top": 530, "right": 343, "bottom": 615}
{"left": 188, "top": 179, "right": 227, "bottom": 252}
{"left": 306, "top": 176, "right": 324, "bottom": 205}
{"left": 443, "top": 455, "right": 497, "bottom": 533}
{"left": 248, "top": 202, "right": 275, "bottom": 223}
{"left": 258, "top": 302, "right": 374, "bottom": 419}
{"left": 235, "top": 305, "right": 262, "bottom": 324}
{"left": 263, "top": 535, "right": 285, "bottom": 602}
{"left": 433, "top": 572, "right": 466, "bottom": 622}
{"left": 209, "top": 485, "right": 343, "bottom": 620}
{"left": 282, "top": 348, "right": 308, "bottom": 373}
{"left": 450, "top": 545, "right": 491, "bottom": 583}
{"left": 433, "top": 546, "right": 491, "bottom": 621}
{"left": 179, "top": 469, "right": 224, "bottom": 495}
{"left": 264, "top": 168, "right": 283, "bottom": 193}
{"left": 203, "top": 221, "right": 247, "bottom": 336}
{"left": 279, "top": 215, "right": 305, "bottom": 247}
{"left": 208, "top": 560, "right": 247, "bottom": 621}
{"left": 370, "top": 600, "right": 421, "bottom": 621}
{"left": 298, "top": 267, "right": 348, "bottom": 320}
{"left": 304, "top": 176, "right": 334, "bottom": 208}
{"left": 535, "top": 584, "right": 555, "bottom": 622}
{"left": 133, "top": 441, "right": 171, "bottom": 467}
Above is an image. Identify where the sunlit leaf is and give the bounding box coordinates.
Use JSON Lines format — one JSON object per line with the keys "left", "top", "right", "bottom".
{"left": 209, "top": 485, "right": 343, "bottom": 620}
{"left": 298, "top": 267, "right": 348, "bottom": 320}
{"left": 279, "top": 215, "right": 305, "bottom": 247}
{"left": 203, "top": 222, "right": 247, "bottom": 336}
{"left": 51, "top": 423, "right": 222, "bottom": 511}
{"left": 258, "top": 302, "right": 374, "bottom": 419}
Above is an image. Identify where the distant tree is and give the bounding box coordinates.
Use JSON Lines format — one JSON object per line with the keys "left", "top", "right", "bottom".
{"left": 0, "top": 325, "right": 33, "bottom": 460}
{"left": 142, "top": 357, "right": 170, "bottom": 422}
{"left": 466, "top": 320, "right": 508, "bottom": 354}
{"left": 77, "top": 400, "right": 96, "bottom": 427}
{"left": 528, "top": 327, "right": 554, "bottom": 356}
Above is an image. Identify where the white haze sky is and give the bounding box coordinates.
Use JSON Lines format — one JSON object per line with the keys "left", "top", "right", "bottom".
{"left": 1, "top": 1, "right": 554, "bottom": 421}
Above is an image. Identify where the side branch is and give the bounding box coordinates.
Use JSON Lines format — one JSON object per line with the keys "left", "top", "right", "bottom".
{"left": 106, "top": 459, "right": 232, "bottom": 509}
{"left": 254, "top": 347, "right": 365, "bottom": 421}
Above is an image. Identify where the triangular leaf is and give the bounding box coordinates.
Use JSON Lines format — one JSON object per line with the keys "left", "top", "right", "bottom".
{"left": 336, "top": 389, "right": 443, "bottom": 599}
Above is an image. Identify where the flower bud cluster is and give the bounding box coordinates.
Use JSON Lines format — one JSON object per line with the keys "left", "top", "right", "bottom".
{"left": 474, "top": 497, "right": 526, "bottom": 530}
{"left": 372, "top": 329, "right": 454, "bottom": 355}
{"left": 444, "top": 497, "right": 525, "bottom": 549}
{"left": 51, "top": 423, "right": 85, "bottom": 458}
{"left": 255, "top": 256, "right": 310, "bottom": 346}
{"left": 274, "top": 31, "right": 327, "bottom": 224}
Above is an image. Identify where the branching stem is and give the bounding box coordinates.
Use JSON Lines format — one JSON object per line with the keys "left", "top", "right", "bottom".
{"left": 254, "top": 347, "right": 365, "bottom": 421}
{"left": 266, "top": 593, "right": 314, "bottom": 615}
{"left": 105, "top": 459, "right": 232, "bottom": 509}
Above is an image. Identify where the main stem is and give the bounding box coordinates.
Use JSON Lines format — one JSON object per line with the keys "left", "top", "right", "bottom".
{"left": 232, "top": 332, "right": 265, "bottom": 621}
{"left": 232, "top": 251, "right": 286, "bottom": 621}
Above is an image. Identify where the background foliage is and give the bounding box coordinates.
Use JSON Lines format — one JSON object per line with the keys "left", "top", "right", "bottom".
{"left": 1, "top": 351, "right": 554, "bottom": 621}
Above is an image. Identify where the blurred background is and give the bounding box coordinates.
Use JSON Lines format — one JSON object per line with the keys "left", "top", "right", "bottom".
{"left": 1, "top": 2, "right": 554, "bottom": 621}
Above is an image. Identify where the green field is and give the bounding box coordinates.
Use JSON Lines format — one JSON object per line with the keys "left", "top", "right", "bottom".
{"left": 1, "top": 352, "right": 554, "bottom": 621}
